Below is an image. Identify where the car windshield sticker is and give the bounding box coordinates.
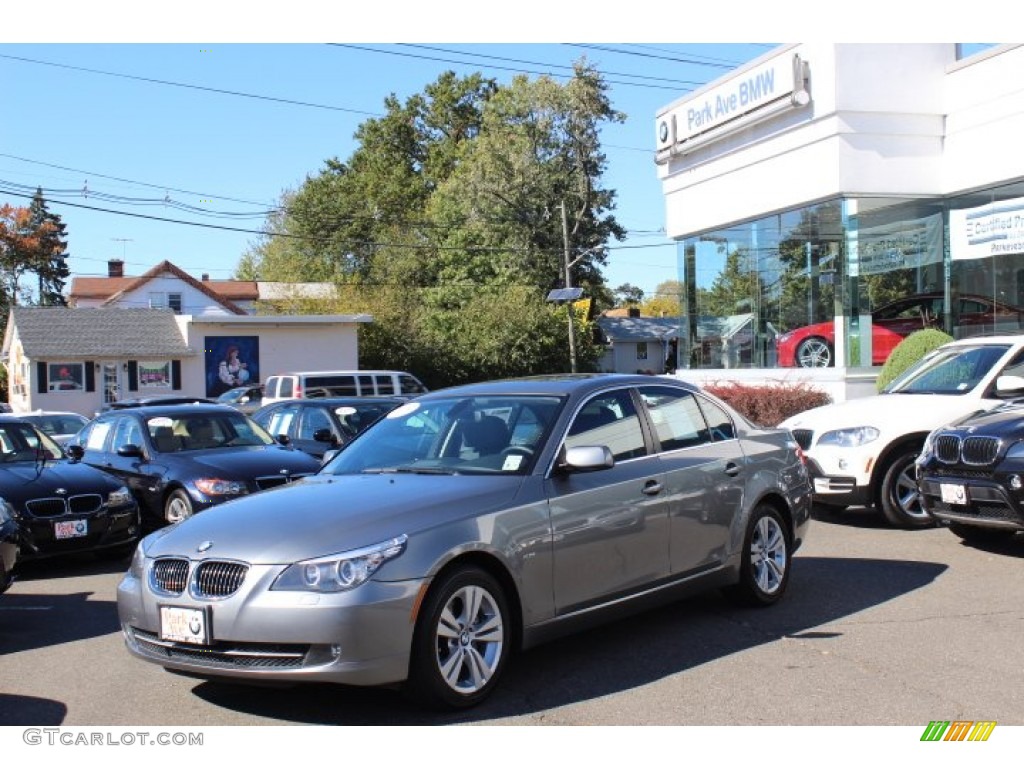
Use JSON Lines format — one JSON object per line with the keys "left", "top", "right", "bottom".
{"left": 502, "top": 454, "right": 524, "bottom": 471}
{"left": 388, "top": 402, "right": 420, "bottom": 419}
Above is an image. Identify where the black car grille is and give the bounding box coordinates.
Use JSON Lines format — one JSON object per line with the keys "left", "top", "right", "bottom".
{"left": 929, "top": 498, "right": 1021, "bottom": 523}
{"left": 935, "top": 434, "right": 1001, "bottom": 466}
{"left": 152, "top": 558, "right": 190, "bottom": 595}
{"left": 194, "top": 561, "right": 248, "bottom": 598}
{"left": 25, "top": 494, "right": 104, "bottom": 518}
{"left": 254, "top": 473, "right": 311, "bottom": 490}
{"left": 130, "top": 628, "right": 309, "bottom": 669}
{"left": 790, "top": 429, "right": 813, "bottom": 451}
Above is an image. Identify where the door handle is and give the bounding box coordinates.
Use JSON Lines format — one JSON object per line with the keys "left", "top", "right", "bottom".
{"left": 724, "top": 462, "right": 741, "bottom": 477}
{"left": 642, "top": 480, "right": 663, "bottom": 496}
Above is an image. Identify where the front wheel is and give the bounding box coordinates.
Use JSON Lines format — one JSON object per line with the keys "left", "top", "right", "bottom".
{"left": 164, "top": 489, "right": 194, "bottom": 525}
{"left": 725, "top": 504, "right": 792, "bottom": 606}
{"left": 878, "top": 447, "right": 932, "bottom": 528}
{"left": 406, "top": 566, "right": 510, "bottom": 710}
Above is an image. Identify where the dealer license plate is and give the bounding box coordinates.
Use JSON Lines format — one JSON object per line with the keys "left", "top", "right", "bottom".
{"left": 160, "top": 605, "right": 209, "bottom": 645}
{"left": 940, "top": 483, "right": 968, "bottom": 505}
{"left": 54, "top": 520, "right": 88, "bottom": 539}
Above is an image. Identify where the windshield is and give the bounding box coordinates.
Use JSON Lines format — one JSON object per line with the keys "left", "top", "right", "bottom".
{"left": 146, "top": 412, "right": 276, "bottom": 452}
{"left": 24, "top": 414, "right": 88, "bottom": 436}
{"left": 321, "top": 395, "right": 563, "bottom": 476}
{"left": 884, "top": 344, "right": 1011, "bottom": 395}
{"left": 0, "top": 422, "right": 65, "bottom": 462}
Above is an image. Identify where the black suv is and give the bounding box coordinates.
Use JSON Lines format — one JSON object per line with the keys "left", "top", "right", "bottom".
{"left": 917, "top": 402, "right": 1024, "bottom": 544}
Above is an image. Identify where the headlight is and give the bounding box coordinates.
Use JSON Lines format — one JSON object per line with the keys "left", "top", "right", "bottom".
{"left": 817, "top": 426, "right": 880, "bottom": 448}
{"left": 194, "top": 478, "right": 246, "bottom": 496}
{"left": 107, "top": 486, "right": 134, "bottom": 507}
{"left": 272, "top": 535, "right": 408, "bottom": 593}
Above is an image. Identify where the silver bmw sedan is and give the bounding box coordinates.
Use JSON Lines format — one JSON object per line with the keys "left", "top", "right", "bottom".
{"left": 117, "top": 373, "right": 812, "bottom": 709}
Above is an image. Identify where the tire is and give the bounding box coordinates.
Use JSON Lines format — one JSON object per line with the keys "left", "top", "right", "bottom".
{"left": 406, "top": 566, "right": 510, "bottom": 710}
{"left": 725, "top": 503, "right": 792, "bottom": 607}
{"left": 878, "top": 447, "right": 932, "bottom": 528}
{"left": 164, "top": 489, "right": 194, "bottom": 525}
{"left": 948, "top": 523, "right": 1016, "bottom": 545}
{"left": 795, "top": 337, "right": 833, "bottom": 368}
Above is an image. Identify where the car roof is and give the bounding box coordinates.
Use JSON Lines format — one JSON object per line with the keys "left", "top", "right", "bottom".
{"left": 415, "top": 373, "right": 699, "bottom": 399}
{"left": 259, "top": 396, "right": 405, "bottom": 406}
{"left": 98, "top": 403, "right": 243, "bottom": 418}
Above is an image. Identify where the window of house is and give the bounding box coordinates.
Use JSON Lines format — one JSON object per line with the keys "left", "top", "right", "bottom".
{"left": 636, "top": 342, "right": 648, "bottom": 360}
{"left": 139, "top": 361, "right": 172, "bottom": 388}
{"left": 148, "top": 292, "right": 165, "bottom": 309}
{"left": 47, "top": 362, "right": 85, "bottom": 392}
{"left": 168, "top": 293, "right": 183, "bottom": 313}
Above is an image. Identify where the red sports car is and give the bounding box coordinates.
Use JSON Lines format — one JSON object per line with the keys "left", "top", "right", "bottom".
{"left": 775, "top": 293, "right": 1024, "bottom": 367}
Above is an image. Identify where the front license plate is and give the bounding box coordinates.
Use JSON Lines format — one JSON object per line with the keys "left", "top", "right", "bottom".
{"left": 160, "top": 605, "right": 210, "bottom": 645}
{"left": 940, "top": 483, "right": 967, "bottom": 505}
{"left": 54, "top": 520, "right": 88, "bottom": 539}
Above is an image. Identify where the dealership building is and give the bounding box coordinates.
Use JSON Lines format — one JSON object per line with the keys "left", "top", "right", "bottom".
{"left": 656, "top": 43, "right": 1024, "bottom": 391}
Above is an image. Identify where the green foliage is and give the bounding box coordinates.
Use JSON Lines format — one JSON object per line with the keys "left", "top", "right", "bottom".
{"left": 241, "top": 62, "right": 622, "bottom": 387}
{"left": 876, "top": 328, "right": 954, "bottom": 392}
{"left": 703, "top": 381, "right": 832, "bottom": 427}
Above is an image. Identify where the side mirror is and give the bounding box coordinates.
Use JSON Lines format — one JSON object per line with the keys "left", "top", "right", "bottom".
{"left": 116, "top": 443, "right": 145, "bottom": 458}
{"left": 312, "top": 428, "right": 337, "bottom": 444}
{"left": 558, "top": 445, "right": 615, "bottom": 474}
{"left": 276, "top": 433, "right": 291, "bottom": 446}
{"left": 65, "top": 444, "right": 85, "bottom": 461}
{"left": 996, "top": 374, "right": 1024, "bottom": 395}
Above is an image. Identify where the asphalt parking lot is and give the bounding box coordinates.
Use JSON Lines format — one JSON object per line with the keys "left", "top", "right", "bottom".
{"left": 1, "top": 505, "right": 1023, "bottom": 727}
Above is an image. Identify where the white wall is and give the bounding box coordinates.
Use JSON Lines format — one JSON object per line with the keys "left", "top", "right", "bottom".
{"left": 114, "top": 276, "right": 237, "bottom": 316}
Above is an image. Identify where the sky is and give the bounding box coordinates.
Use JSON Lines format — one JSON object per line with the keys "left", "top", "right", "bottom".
{"left": 2, "top": 35, "right": 779, "bottom": 301}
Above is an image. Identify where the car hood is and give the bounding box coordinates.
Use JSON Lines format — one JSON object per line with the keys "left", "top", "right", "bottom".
{"left": 0, "top": 460, "right": 122, "bottom": 502}
{"left": 939, "top": 403, "right": 1024, "bottom": 435}
{"left": 163, "top": 446, "right": 320, "bottom": 476}
{"left": 144, "top": 473, "right": 528, "bottom": 564}
{"left": 779, "top": 393, "right": 998, "bottom": 436}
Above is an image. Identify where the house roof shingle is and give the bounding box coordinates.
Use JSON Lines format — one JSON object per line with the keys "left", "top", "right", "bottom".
{"left": 8, "top": 307, "right": 194, "bottom": 358}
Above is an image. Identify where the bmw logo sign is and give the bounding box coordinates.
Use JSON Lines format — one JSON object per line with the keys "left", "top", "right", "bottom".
{"left": 197, "top": 541, "right": 214, "bottom": 553}
{"left": 658, "top": 121, "right": 669, "bottom": 143}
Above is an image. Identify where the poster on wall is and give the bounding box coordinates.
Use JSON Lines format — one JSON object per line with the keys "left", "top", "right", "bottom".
{"left": 204, "top": 336, "right": 260, "bottom": 398}
{"left": 950, "top": 196, "right": 1024, "bottom": 261}
{"left": 854, "top": 212, "right": 943, "bottom": 276}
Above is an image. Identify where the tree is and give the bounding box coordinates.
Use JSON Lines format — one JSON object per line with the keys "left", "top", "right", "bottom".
{"left": 642, "top": 280, "right": 682, "bottom": 317}
{"left": 27, "top": 188, "right": 70, "bottom": 306}
{"left": 614, "top": 283, "right": 644, "bottom": 306}
{"left": 242, "top": 62, "right": 623, "bottom": 386}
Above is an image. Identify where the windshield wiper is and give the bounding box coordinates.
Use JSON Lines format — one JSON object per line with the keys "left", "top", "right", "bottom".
{"left": 362, "top": 465, "right": 457, "bottom": 475}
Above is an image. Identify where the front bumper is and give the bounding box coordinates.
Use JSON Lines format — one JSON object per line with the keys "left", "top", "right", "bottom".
{"left": 803, "top": 454, "right": 873, "bottom": 507}
{"left": 18, "top": 503, "right": 140, "bottom": 560}
{"left": 919, "top": 472, "right": 1024, "bottom": 531}
{"left": 117, "top": 561, "right": 425, "bottom": 687}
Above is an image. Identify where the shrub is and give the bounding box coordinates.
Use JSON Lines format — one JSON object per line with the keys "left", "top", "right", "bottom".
{"left": 703, "top": 381, "right": 832, "bottom": 427}
{"left": 875, "top": 328, "right": 954, "bottom": 392}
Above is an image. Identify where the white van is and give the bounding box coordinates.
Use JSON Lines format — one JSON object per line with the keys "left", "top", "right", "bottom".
{"left": 261, "top": 370, "right": 428, "bottom": 405}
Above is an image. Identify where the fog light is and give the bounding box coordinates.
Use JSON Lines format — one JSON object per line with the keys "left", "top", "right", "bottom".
{"left": 1010, "top": 475, "right": 1022, "bottom": 491}
{"left": 330, "top": 644, "right": 343, "bottom": 659}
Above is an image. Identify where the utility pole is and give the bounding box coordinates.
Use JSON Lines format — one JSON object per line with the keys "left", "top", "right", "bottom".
{"left": 560, "top": 201, "right": 578, "bottom": 373}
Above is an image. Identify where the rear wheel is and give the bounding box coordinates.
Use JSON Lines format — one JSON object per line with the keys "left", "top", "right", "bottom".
{"left": 878, "top": 447, "right": 932, "bottom": 528}
{"left": 726, "top": 504, "right": 792, "bottom": 606}
{"left": 796, "top": 337, "right": 833, "bottom": 367}
{"left": 406, "top": 566, "right": 510, "bottom": 710}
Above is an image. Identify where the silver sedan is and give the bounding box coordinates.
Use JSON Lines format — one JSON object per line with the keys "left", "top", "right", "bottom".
{"left": 117, "top": 374, "right": 812, "bottom": 709}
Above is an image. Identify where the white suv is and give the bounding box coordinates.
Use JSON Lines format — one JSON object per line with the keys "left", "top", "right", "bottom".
{"left": 780, "top": 335, "right": 1024, "bottom": 527}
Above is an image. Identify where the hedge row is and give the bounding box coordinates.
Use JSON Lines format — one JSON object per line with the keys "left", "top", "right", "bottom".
{"left": 703, "top": 381, "right": 832, "bottom": 427}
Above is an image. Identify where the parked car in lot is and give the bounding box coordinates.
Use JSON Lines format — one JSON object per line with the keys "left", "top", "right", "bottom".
{"left": 216, "top": 384, "right": 264, "bottom": 414}
{"left": 261, "top": 370, "right": 428, "bottom": 405}
{"left": 0, "top": 416, "right": 140, "bottom": 562}
{"left": 776, "top": 292, "right": 1024, "bottom": 367}
{"left": 251, "top": 396, "right": 404, "bottom": 459}
{"left": 18, "top": 410, "right": 90, "bottom": 446}
{"left": 116, "top": 373, "right": 811, "bottom": 709}
{"left": 781, "top": 334, "right": 1024, "bottom": 527}
{"left": 917, "top": 393, "right": 1024, "bottom": 544}
{"left": 67, "top": 404, "right": 321, "bottom": 527}
{"left": 0, "top": 497, "right": 18, "bottom": 594}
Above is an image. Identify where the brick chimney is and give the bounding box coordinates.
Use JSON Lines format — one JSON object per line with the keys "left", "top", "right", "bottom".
{"left": 201, "top": 274, "right": 209, "bottom": 281}
{"left": 108, "top": 259, "right": 124, "bottom": 278}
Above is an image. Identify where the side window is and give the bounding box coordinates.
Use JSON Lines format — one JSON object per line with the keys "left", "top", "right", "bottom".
{"left": 358, "top": 375, "right": 375, "bottom": 396}
{"left": 85, "top": 420, "right": 114, "bottom": 451}
{"left": 279, "top": 377, "right": 294, "bottom": 398}
{"left": 638, "top": 386, "right": 710, "bottom": 451}
{"left": 376, "top": 375, "right": 395, "bottom": 395}
{"left": 265, "top": 405, "right": 299, "bottom": 438}
{"left": 110, "top": 417, "right": 143, "bottom": 451}
{"left": 298, "top": 407, "right": 336, "bottom": 440}
{"left": 399, "top": 374, "right": 428, "bottom": 395}
{"left": 695, "top": 396, "right": 736, "bottom": 442}
{"left": 566, "top": 389, "right": 647, "bottom": 461}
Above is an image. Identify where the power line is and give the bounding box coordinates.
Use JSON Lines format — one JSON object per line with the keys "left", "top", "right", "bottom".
{"left": 564, "top": 44, "right": 744, "bottom": 69}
